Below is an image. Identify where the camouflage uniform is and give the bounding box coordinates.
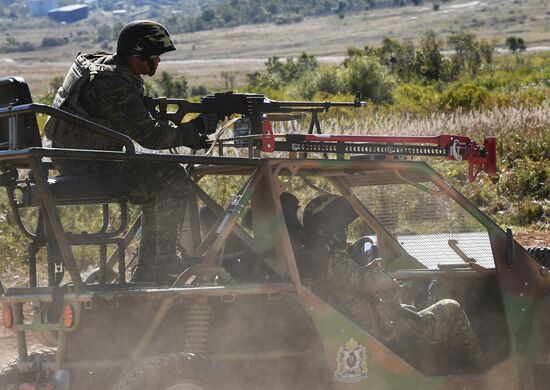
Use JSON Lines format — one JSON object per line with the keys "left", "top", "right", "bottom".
{"left": 325, "top": 249, "right": 484, "bottom": 371}
{"left": 44, "top": 51, "right": 205, "bottom": 283}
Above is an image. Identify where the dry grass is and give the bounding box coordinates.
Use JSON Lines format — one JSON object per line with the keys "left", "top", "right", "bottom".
{"left": 307, "top": 104, "right": 550, "bottom": 141}
{"left": 2, "top": 0, "right": 550, "bottom": 94}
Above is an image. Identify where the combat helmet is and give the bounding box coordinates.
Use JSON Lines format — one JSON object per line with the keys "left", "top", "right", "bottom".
{"left": 302, "top": 195, "right": 358, "bottom": 249}
{"left": 117, "top": 20, "right": 176, "bottom": 60}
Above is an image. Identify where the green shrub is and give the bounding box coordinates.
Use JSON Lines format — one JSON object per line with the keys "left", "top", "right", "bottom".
{"left": 516, "top": 89, "right": 547, "bottom": 106}
{"left": 393, "top": 83, "right": 440, "bottom": 113}
{"left": 313, "top": 66, "right": 347, "bottom": 95}
{"left": 343, "top": 55, "right": 396, "bottom": 103}
{"left": 498, "top": 159, "right": 550, "bottom": 199}
{"left": 509, "top": 199, "right": 548, "bottom": 226}
{"left": 41, "top": 36, "right": 69, "bottom": 48}
{"left": 155, "top": 72, "right": 188, "bottom": 98}
{"left": 439, "top": 82, "right": 492, "bottom": 110}
{"left": 190, "top": 85, "right": 209, "bottom": 97}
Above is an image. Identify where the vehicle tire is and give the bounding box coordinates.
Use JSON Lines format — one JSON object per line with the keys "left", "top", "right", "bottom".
{"left": 113, "top": 353, "right": 241, "bottom": 390}
{"left": 528, "top": 247, "right": 550, "bottom": 268}
{"left": 0, "top": 348, "right": 56, "bottom": 390}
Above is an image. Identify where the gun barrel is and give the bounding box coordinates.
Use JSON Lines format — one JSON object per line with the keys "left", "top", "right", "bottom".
{"left": 273, "top": 100, "right": 366, "bottom": 110}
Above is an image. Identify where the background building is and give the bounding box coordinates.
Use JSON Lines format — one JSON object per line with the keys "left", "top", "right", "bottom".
{"left": 48, "top": 4, "right": 88, "bottom": 23}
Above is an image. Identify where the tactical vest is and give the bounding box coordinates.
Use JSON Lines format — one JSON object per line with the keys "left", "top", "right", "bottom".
{"left": 44, "top": 52, "right": 131, "bottom": 151}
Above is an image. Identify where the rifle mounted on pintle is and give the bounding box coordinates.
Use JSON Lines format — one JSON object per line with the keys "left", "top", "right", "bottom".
{"left": 144, "top": 90, "right": 366, "bottom": 137}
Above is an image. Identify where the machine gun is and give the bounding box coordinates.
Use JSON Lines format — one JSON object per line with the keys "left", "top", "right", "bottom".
{"left": 145, "top": 92, "right": 496, "bottom": 181}
{"left": 144, "top": 90, "right": 366, "bottom": 138}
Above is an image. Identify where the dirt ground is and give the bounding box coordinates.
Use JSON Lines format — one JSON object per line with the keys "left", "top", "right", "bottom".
{"left": 1, "top": 231, "right": 548, "bottom": 366}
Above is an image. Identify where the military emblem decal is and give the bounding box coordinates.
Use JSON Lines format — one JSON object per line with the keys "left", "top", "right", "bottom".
{"left": 335, "top": 338, "right": 368, "bottom": 382}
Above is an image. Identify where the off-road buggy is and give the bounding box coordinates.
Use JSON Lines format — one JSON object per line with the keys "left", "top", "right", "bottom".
{"left": 0, "top": 76, "right": 549, "bottom": 389}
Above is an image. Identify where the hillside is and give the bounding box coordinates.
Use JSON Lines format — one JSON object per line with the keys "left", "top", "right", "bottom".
{"left": 1, "top": 0, "right": 549, "bottom": 95}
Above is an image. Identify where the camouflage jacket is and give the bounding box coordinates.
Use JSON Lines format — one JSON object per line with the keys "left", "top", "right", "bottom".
{"left": 324, "top": 248, "right": 406, "bottom": 340}
{"left": 45, "top": 52, "right": 204, "bottom": 151}
{"left": 325, "top": 249, "right": 401, "bottom": 303}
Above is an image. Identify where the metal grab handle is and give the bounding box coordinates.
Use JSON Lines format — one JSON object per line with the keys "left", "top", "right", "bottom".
{"left": 0, "top": 103, "right": 135, "bottom": 154}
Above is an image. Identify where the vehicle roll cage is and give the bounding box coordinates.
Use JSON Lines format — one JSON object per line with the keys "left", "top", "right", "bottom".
{"left": 0, "top": 81, "right": 498, "bottom": 295}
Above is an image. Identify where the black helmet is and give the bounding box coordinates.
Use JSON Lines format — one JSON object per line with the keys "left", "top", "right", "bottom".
{"left": 303, "top": 195, "right": 358, "bottom": 248}
{"left": 117, "top": 20, "right": 176, "bottom": 60}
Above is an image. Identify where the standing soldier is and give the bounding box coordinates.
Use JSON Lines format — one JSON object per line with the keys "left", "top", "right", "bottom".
{"left": 302, "top": 195, "right": 484, "bottom": 373}
{"left": 45, "top": 20, "right": 220, "bottom": 284}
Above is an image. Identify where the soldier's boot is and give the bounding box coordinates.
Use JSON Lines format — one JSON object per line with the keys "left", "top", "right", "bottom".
{"left": 131, "top": 201, "right": 157, "bottom": 283}
{"left": 156, "top": 238, "right": 190, "bottom": 284}
{"left": 153, "top": 189, "right": 190, "bottom": 285}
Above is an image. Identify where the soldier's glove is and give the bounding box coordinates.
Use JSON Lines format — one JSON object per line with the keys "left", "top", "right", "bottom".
{"left": 193, "top": 134, "right": 211, "bottom": 150}
{"left": 191, "top": 113, "right": 219, "bottom": 135}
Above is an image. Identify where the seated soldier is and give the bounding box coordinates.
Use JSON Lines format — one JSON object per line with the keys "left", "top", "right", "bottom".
{"left": 302, "top": 195, "right": 484, "bottom": 373}
{"left": 44, "top": 21, "right": 219, "bottom": 285}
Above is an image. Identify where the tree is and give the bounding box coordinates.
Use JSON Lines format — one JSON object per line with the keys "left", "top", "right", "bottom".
{"left": 506, "top": 36, "right": 526, "bottom": 52}
{"left": 201, "top": 8, "right": 216, "bottom": 23}
{"left": 334, "top": 1, "right": 347, "bottom": 18}
{"left": 264, "top": 52, "right": 319, "bottom": 84}
{"left": 377, "top": 38, "right": 416, "bottom": 81}
{"left": 447, "top": 32, "right": 481, "bottom": 76}
{"left": 415, "top": 31, "right": 446, "bottom": 81}
{"left": 479, "top": 39, "right": 496, "bottom": 64}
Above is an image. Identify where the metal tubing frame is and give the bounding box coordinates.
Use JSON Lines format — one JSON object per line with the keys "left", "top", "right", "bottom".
{"left": 106, "top": 215, "right": 141, "bottom": 269}
{"left": 13, "top": 303, "right": 28, "bottom": 361}
{"left": 0, "top": 148, "right": 261, "bottom": 166}
{"left": 2, "top": 282, "right": 295, "bottom": 304}
{"left": 65, "top": 200, "right": 128, "bottom": 240}
{"left": 4, "top": 184, "right": 37, "bottom": 240}
{"left": 189, "top": 180, "right": 259, "bottom": 255}
{"left": 265, "top": 164, "right": 303, "bottom": 289}
{"left": 28, "top": 157, "right": 84, "bottom": 292}
{"left": 0, "top": 103, "right": 135, "bottom": 154}
{"left": 201, "top": 167, "right": 265, "bottom": 268}
{"left": 1, "top": 154, "right": 513, "bottom": 291}
{"left": 4, "top": 184, "right": 128, "bottom": 243}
